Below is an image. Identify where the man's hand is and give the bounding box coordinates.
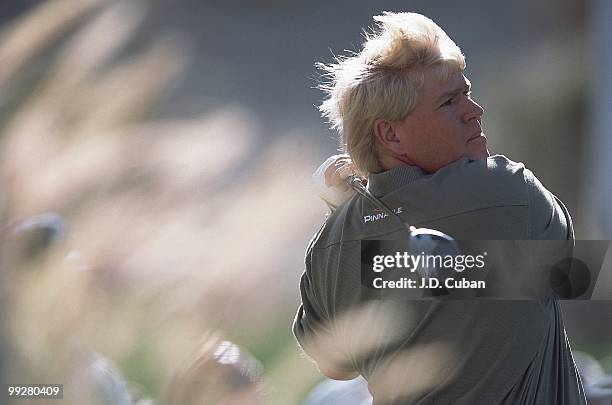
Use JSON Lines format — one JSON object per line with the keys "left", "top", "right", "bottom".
{"left": 323, "top": 154, "right": 355, "bottom": 188}
{"left": 312, "top": 154, "right": 359, "bottom": 210}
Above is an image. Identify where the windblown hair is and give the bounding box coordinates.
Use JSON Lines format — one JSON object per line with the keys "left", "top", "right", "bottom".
{"left": 318, "top": 12, "right": 466, "bottom": 177}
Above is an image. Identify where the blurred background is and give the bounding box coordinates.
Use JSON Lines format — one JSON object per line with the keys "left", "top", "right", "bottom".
{"left": 0, "top": 0, "right": 610, "bottom": 403}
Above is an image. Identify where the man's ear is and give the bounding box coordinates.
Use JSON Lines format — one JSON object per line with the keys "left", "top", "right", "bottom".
{"left": 373, "top": 118, "right": 404, "bottom": 155}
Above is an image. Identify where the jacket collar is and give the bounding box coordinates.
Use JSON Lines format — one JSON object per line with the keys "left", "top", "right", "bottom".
{"left": 367, "top": 164, "right": 428, "bottom": 197}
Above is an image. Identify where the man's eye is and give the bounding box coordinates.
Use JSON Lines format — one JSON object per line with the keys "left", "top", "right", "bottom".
{"left": 439, "top": 90, "right": 470, "bottom": 108}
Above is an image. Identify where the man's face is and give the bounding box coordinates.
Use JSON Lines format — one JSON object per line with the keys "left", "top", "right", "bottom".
{"left": 392, "top": 68, "right": 488, "bottom": 173}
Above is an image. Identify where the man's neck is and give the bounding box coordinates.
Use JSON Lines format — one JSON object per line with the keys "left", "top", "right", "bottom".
{"left": 378, "top": 153, "right": 424, "bottom": 173}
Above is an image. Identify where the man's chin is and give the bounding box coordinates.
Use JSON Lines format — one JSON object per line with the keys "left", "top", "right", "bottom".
{"left": 464, "top": 147, "right": 489, "bottom": 159}
{"left": 465, "top": 137, "right": 489, "bottom": 159}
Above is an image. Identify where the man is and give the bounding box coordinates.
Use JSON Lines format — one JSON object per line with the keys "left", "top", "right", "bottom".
{"left": 293, "top": 12, "right": 586, "bottom": 404}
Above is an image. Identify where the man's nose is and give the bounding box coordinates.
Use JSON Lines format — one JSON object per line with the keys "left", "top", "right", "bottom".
{"left": 463, "top": 98, "right": 484, "bottom": 123}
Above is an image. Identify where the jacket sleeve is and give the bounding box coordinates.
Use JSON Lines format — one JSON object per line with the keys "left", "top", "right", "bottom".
{"left": 292, "top": 237, "right": 356, "bottom": 373}
{"left": 524, "top": 168, "right": 574, "bottom": 241}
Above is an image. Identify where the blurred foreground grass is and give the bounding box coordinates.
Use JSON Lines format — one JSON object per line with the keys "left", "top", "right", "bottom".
{"left": 0, "top": 0, "right": 327, "bottom": 403}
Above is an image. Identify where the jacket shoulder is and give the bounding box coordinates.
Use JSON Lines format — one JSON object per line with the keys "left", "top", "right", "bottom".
{"left": 431, "top": 155, "right": 529, "bottom": 208}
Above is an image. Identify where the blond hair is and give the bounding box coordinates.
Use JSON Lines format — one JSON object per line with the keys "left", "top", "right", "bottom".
{"left": 318, "top": 12, "right": 466, "bottom": 177}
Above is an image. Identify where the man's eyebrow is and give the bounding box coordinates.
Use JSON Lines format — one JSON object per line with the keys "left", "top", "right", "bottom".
{"left": 436, "top": 81, "right": 472, "bottom": 104}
